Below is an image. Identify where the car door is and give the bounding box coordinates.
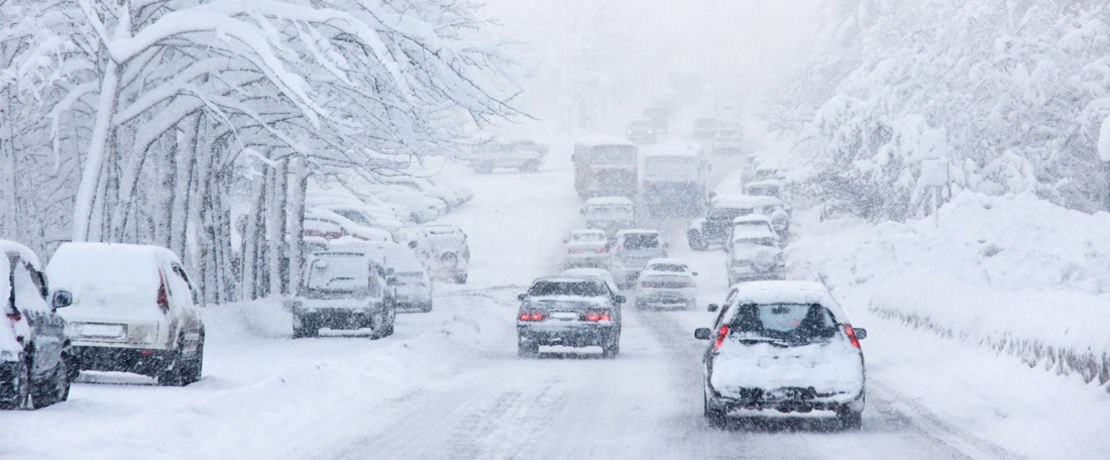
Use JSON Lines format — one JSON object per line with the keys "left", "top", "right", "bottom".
{"left": 168, "top": 262, "right": 203, "bottom": 345}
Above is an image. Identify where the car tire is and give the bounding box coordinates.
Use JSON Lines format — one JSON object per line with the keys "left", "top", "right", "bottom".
{"left": 182, "top": 331, "right": 205, "bottom": 384}
{"left": 517, "top": 339, "right": 538, "bottom": 358}
{"left": 370, "top": 309, "right": 389, "bottom": 340}
{"left": 454, "top": 273, "right": 468, "bottom": 284}
{"left": 292, "top": 314, "right": 318, "bottom": 338}
{"left": 157, "top": 343, "right": 186, "bottom": 387}
{"left": 602, "top": 337, "right": 620, "bottom": 359}
{"left": 421, "top": 301, "right": 433, "bottom": 313}
{"left": 837, "top": 407, "right": 862, "bottom": 430}
{"left": 0, "top": 361, "right": 30, "bottom": 410}
{"left": 519, "top": 160, "right": 540, "bottom": 173}
{"left": 32, "top": 359, "right": 70, "bottom": 408}
{"left": 704, "top": 390, "right": 726, "bottom": 428}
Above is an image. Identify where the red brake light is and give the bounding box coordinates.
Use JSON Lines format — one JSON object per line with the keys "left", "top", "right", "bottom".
{"left": 568, "top": 249, "right": 582, "bottom": 254}
{"left": 6, "top": 312, "right": 20, "bottom": 322}
{"left": 593, "top": 168, "right": 600, "bottom": 174}
{"left": 156, "top": 276, "right": 170, "bottom": 314}
{"left": 641, "top": 281, "right": 652, "bottom": 288}
{"left": 580, "top": 310, "right": 610, "bottom": 321}
{"left": 713, "top": 324, "right": 729, "bottom": 349}
{"left": 844, "top": 324, "right": 861, "bottom": 348}
{"left": 519, "top": 309, "right": 546, "bottom": 322}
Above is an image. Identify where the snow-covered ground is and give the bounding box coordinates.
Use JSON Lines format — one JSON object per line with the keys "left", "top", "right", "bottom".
{"left": 2, "top": 129, "right": 1108, "bottom": 459}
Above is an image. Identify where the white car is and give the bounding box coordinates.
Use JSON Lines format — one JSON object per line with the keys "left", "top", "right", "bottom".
{"left": 563, "top": 229, "right": 610, "bottom": 268}
{"left": 362, "top": 185, "right": 445, "bottom": 223}
{"left": 729, "top": 215, "right": 778, "bottom": 247}
{"left": 727, "top": 228, "right": 785, "bottom": 285}
{"left": 47, "top": 243, "right": 205, "bottom": 386}
{"left": 410, "top": 224, "right": 470, "bottom": 283}
{"left": 696, "top": 281, "right": 868, "bottom": 429}
{"left": 288, "top": 250, "right": 396, "bottom": 339}
{"left": 633, "top": 258, "right": 697, "bottom": 310}
{"left": 311, "top": 202, "right": 407, "bottom": 242}
{"left": 329, "top": 239, "right": 433, "bottom": 312}
{"left": 305, "top": 209, "right": 393, "bottom": 242}
{"left": 609, "top": 229, "right": 668, "bottom": 289}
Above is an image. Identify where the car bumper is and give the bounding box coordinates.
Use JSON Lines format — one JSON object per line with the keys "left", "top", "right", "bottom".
{"left": 706, "top": 380, "right": 865, "bottom": 414}
{"left": 518, "top": 323, "right": 616, "bottom": 348}
{"left": 71, "top": 345, "right": 173, "bottom": 376}
{"left": 293, "top": 303, "right": 386, "bottom": 330}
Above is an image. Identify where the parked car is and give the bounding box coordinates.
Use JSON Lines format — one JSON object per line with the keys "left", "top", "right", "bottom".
{"left": 726, "top": 228, "right": 785, "bottom": 286}
{"left": 515, "top": 278, "right": 625, "bottom": 358}
{"left": 582, "top": 196, "right": 636, "bottom": 238}
{"left": 695, "top": 281, "right": 868, "bottom": 429}
{"left": 559, "top": 268, "right": 621, "bottom": 301}
{"left": 287, "top": 250, "right": 396, "bottom": 339}
{"left": 47, "top": 243, "right": 205, "bottom": 386}
{"left": 688, "top": 195, "right": 766, "bottom": 250}
{"left": 743, "top": 180, "right": 783, "bottom": 200}
{"left": 410, "top": 224, "right": 470, "bottom": 283}
{"left": 361, "top": 185, "right": 445, "bottom": 223}
{"left": 563, "top": 229, "right": 610, "bottom": 269}
{"left": 633, "top": 258, "right": 697, "bottom": 310}
{"left": 609, "top": 229, "right": 668, "bottom": 289}
{"left": 305, "top": 209, "right": 394, "bottom": 243}
{"left": 1, "top": 240, "right": 73, "bottom": 409}
{"left": 626, "top": 119, "right": 658, "bottom": 144}
{"left": 330, "top": 239, "right": 433, "bottom": 313}
{"left": 464, "top": 139, "right": 548, "bottom": 173}
{"left": 311, "top": 202, "right": 407, "bottom": 242}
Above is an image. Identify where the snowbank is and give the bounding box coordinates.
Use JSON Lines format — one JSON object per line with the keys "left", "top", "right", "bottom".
{"left": 788, "top": 192, "right": 1110, "bottom": 385}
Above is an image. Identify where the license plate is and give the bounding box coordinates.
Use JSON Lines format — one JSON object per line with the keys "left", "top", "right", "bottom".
{"left": 550, "top": 312, "right": 578, "bottom": 321}
{"left": 81, "top": 324, "right": 124, "bottom": 338}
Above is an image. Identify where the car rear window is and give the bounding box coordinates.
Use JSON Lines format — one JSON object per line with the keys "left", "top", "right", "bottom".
{"left": 729, "top": 303, "right": 837, "bottom": 344}
{"left": 648, "top": 263, "right": 685, "bottom": 272}
{"left": 572, "top": 232, "right": 606, "bottom": 242}
{"left": 709, "top": 207, "right": 751, "bottom": 220}
{"left": 527, "top": 280, "right": 607, "bottom": 297}
{"left": 621, "top": 233, "right": 659, "bottom": 249}
{"left": 305, "top": 253, "right": 378, "bottom": 297}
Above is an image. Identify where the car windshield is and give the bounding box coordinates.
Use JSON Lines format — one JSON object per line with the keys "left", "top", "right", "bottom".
{"left": 729, "top": 303, "right": 838, "bottom": 344}
{"left": 332, "top": 209, "right": 371, "bottom": 225}
{"left": 527, "top": 280, "right": 608, "bottom": 297}
{"left": 709, "top": 207, "right": 751, "bottom": 220}
{"left": 620, "top": 233, "right": 659, "bottom": 249}
{"left": 648, "top": 263, "right": 685, "bottom": 272}
{"left": 571, "top": 232, "right": 606, "bottom": 242}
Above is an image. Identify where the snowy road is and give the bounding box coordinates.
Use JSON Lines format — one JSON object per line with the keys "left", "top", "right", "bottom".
{"left": 2, "top": 146, "right": 1104, "bottom": 460}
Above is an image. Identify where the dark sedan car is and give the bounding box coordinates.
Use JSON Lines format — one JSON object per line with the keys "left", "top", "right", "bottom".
{"left": 516, "top": 278, "right": 625, "bottom": 358}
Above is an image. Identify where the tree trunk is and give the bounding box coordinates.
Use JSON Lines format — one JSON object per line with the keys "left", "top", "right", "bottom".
{"left": 267, "top": 159, "right": 289, "bottom": 297}
{"left": 72, "top": 60, "right": 121, "bottom": 242}
{"left": 240, "top": 171, "right": 267, "bottom": 300}
{"left": 287, "top": 157, "right": 308, "bottom": 296}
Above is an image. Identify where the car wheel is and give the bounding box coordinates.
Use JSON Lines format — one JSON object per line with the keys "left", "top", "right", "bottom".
{"left": 32, "top": 359, "right": 70, "bottom": 408}
{"left": 370, "top": 309, "right": 388, "bottom": 340}
{"left": 837, "top": 406, "right": 862, "bottom": 430}
{"left": 0, "top": 361, "right": 30, "bottom": 410}
{"left": 421, "top": 302, "right": 433, "bottom": 313}
{"left": 292, "top": 314, "right": 317, "bottom": 338}
{"left": 454, "top": 273, "right": 468, "bottom": 284}
{"left": 704, "top": 390, "right": 726, "bottom": 428}
{"left": 517, "top": 338, "right": 538, "bottom": 358}
{"left": 602, "top": 336, "right": 620, "bottom": 358}
{"left": 183, "top": 331, "right": 205, "bottom": 384}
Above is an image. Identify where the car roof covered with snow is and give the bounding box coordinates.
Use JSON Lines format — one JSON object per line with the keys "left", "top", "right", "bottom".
{"left": 639, "top": 141, "right": 703, "bottom": 158}
{"left": 725, "top": 281, "right": 849, "bottom": 323}
{"left": 575, "top": 134, "right": 634, "bottom": 146}
{"left": 733, "top": 214, "right": 773, "bottom": 224}
{"left": 570, "top": 229, "right": 608, "bottom": 237}
{"left": 615, "top": 229, "right": 659, "bottom": 237}
{"left": 585, "top": 196, "right": 633, "bottom": 207}
{"left": 730, "top": 226, "right": 779, "bottom": 241}
{"left": 644, "top": 257, "right": 687, "bottom": 267}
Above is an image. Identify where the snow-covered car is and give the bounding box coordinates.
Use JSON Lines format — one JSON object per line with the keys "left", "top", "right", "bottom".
{"left": 47, "top": 243, "right": 205, "bottom": 386}
{"left": 305, "top": 209, "right": 394, "bottom": 242}
{"left": 559, "top": 268, "right": 621, "bottom": 300}
{"left": 712, "top": 127, "right": 742, "bottom": 155}
{"left": 363, "top": 185, "right": 445, "bottom": 223}
{"left": 633, "top": 258, "right": 698, "bottom": 310}
{"left": 688, "top": 195, "right": 766, "bottom": 250}
{"left": 563, "top": 229, "right": 610, "bottom": 269}
{"left": 410, "top": 224, "right": 470, "bottom": 283}
{"left": 609, "top": 229, "right": 668, "bottom": 288}
{"left": 626, "top": 119, "right": 658, "bottom": 144}
{"left": 726, "top": 228, "right": 785, "bottom": 285}
{"left": 693, "top": 117, "right": 721, "bottom": 140}
{"left": 330, "top": 239, "right": 433, "bottom": 312}
{"left": 515, "top": 278, "right": 625, "bottom": 358}
{"left": 465, "top": 139, "right": 548, "bottom": 173}
{"left": 1, "top": 240, "right": 73, "bottom": 409}
{"left": 729, "top": 215, "right": 779, "bottom": 247}
{"left": 380, "top": 176, "right": 473, "bottom": 210}
{"left": 311, "top": 202, "right": 407, "bottom": 242}
{"left": 582, "top": 196, "right": 636, "bottom": 238}
{"left": 287, "top": 250, "right": 396, "bottom": 339}
{"left": 695, "top": 281, "right": 868, "bottom": 429}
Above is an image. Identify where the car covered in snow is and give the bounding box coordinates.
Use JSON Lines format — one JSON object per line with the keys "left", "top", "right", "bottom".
{"left": 633, "top": 258, "right": 698, "bottom": 310}
{"left": 695, "top": 281, "right": 868, "bottom": 429}
{"left": 516, "top": 278, "right": 625, "bottom": 358}
{"left": 1, "top": 240, "right": 73, "bottom": 409}
{"left": 303, "top": 209, "right": 393, "bottom": 243}
{"left": 609, "top": 229, "right": 668, "bottom": 289}
{"left": 726, "top": 228, "right": 785, "bottom": 285}
{"left": 581, "top": 196, "right": 635, "bottom": 238}
{"left": 410, "top": 224, "right": 470, "bottom": 283}
{"left": 464, "top": 139, "right": 548, "bottom": 173}
{"left": 563, "top": 229, "right": 610, "bottom": 269}
{"left": 326, "top": 239, "right": 432, "bottom": 312}
{"left": 47, "top": 242, "right": 205, "bottom": 386}
{"left": 288, "top": 250, "right": 396, "bottom": 339}
{"left": 310, "top": 201, "right": 407, "bottom": 242}
{"left": 626, "top": 119, "right": 658, "bottom": 144}
{"left": 729, "top": 215, "right": 780, "bottom": 248}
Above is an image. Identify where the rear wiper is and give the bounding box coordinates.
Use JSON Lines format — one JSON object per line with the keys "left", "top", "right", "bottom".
{"left": 735, "top": 336, "right": 791, "bottom": 347}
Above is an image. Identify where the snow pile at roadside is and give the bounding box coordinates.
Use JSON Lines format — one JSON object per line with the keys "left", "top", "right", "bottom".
{"left": 788, "top": 192, "right": 1110, "bottom": 386}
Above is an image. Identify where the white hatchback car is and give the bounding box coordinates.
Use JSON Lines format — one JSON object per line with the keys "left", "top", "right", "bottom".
{"left": 633, "top": 258, "right": 697, "bottom": 310}
{"left": 47, "top": 243, "right": 205, "bottom": 386}
{"left": 696, "top": 281, "right": 868, "bottom": 429}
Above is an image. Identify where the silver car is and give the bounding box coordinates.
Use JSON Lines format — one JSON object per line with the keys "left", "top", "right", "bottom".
{"left": 564, "top": 229, "right": 610, "bottom": 268}
{"left": 609, "top": 230, "right": 668, "bottom": 289}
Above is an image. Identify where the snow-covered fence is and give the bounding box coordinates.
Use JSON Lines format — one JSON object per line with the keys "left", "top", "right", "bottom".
{"left": 869, "top": 276, "right": 1110, "bottom": 386}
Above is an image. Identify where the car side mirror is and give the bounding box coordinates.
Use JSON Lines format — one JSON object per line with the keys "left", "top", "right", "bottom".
{"left": 853, "top": 327, "right": 867, "bottom": 340}
{"left": 706, "top": 303, "right": 719, "bottom": 312}
{"left": 517, "top": 293, "right": 527, "bottom": 301}
{"left": 694, "top": 328, "right": 712, "bottom": 340}
{"left": 614, "top": 295, "right": 626, "bottom": 304}
{"left": 691, "top": 272, "right": 698, "bottom": 277}
{"left": 52, "top": 290, "right": 73, "bottom": 309}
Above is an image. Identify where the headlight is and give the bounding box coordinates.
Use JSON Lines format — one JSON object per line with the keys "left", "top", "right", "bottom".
{"left": 127, "top": 323, "right": 159, "bottom": 344}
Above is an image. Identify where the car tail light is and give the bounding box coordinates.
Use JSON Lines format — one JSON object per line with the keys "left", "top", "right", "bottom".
{"left": 518, "top": 309, "right": 546, "bottom": 321}
{"left": 568, "top": 249, "right": 583, "bottom": 254}
{"left": 713, "top": 324, "right": 729, "bottom": 349}
{"left": 594, "top": 248, "right": 608, "bottom": 254}
{"left": 6, "top": 311, "right": 20, "bottom": 322}
{"left": 156, "top": 278, "right": 170, "bottom": 314}
{"left": 641, "top": 281, "right": 655, "bottom": 288}
{"left": 844, "top": 324, "right": 861, "bottom": 348}
{"left": 593, "top": 168, "right": 600, "bottom": 174}
{"left": 580, "top": 310, "right": 611, "bottom": 321}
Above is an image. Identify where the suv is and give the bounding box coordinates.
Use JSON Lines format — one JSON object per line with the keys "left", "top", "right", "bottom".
{"left": 516, "top": 278, "right": 625, "bottom": 358}
{"left": 581, "top": 196, "right": 635, "bottom": 238}
{"left": 609, "top": 230, "right": 668, "bottom": 288}
{"left": 47, "top": 243, "right": 204, "bottom": 386}
{"left": 696, "top": 281, "right": 868, "bottom": 429}
{"left": 688, "top": 195, "right": 761, "bottom": 250}
{"left": 1, "top": 240, "right": 73, "bottom": 409}
{"left": 288, "top": 250, "right": 396, "bottom": 339}
{"left": 726, "top": 228, "right": 784, "bottom": 285}
{"left": 466, "top": 140, "right": 548, "bottom": 173}
{"left": 410, "top": 224, "right": 470, "bottom": 283}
